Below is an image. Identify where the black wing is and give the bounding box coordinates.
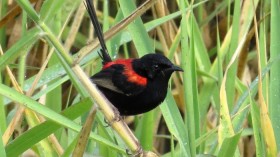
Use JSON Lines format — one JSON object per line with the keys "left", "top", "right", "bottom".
{"left": 91, "top": 65, "right": 146, "bottom": 96}
{"left": 91, "top": 67, "right": 124, "bottom": 94}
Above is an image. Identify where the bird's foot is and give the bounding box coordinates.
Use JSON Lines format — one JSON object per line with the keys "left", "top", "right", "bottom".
{"left": 126, "top": 146, "right": 143, "bottom": 157}
{"left": 103, "top": 107, "right": 122, "bottom": 127}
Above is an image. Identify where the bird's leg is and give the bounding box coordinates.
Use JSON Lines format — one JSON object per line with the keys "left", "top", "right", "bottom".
{"left": 111, "top": 105, "right": 122, "bottom": 122}
{"left": 103, "top": 116, "right": 122, "bottom": 127}
{"left": 126, "top": 145, "right": 143, "bottom": 157}
{"left": 103, "top": 105, "right": 122, "bottom": 127}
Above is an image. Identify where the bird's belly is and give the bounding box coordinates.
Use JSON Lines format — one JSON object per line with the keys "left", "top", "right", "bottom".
{"left": 97, "top": 86, "right": 167, "bottom": 115}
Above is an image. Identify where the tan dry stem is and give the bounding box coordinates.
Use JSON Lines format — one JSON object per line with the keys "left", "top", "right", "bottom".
{"left": 73, "top": 106, "right": 97, "bottom": 157}
{"left": 64, "top": 2, "right": 86, "bottom": 52}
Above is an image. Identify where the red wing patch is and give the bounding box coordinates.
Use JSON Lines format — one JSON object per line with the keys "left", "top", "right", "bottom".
{"left": 103, "top": 59, "right": 147, "bottom": 86}
{"left": 123, "top": 68, "right": 147, "bottom": 86}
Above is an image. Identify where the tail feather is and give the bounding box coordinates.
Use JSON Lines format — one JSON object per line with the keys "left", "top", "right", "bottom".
{"left": 85, "top": 0, "right": 112, "bottom": 64}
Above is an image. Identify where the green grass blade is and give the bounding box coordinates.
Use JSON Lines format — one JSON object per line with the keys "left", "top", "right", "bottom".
{"left": 217, "top": 131, "right": 242, "bottom": 157}
{"left": 178, "top": 1, "right": 197, "bottom": 156}
{"left": 5, "top": 98, "right": 91, "bottom": 156}
{"left": 160, "top": 91, "right": 191, "bottom": 156}
{"left": 44, "top": 2, "right": 63, "bottom": 114}
{"left": 0, "top": 0, "right": 8, "bottom": 49}
{"left": 40, "top": 0, "right": 65, "bottom": 22}
{"left": 269, "top": 0, "right": 280, "bottom": 151}
{"left": 0, "top": 28, "right": 40, "bottom": 70}
{"left": 118, "top": 0, "right": 153, "bottom": 56}
{"left": 224, "top": 0, "right": 240, "bottom": 111}
{"left": 0, "top": 74, "right": 6, "bottom": 131}
{"left": 0, "top": 130, "right": 6, "bottom": 157}
{"left": 0, "top": 84, "right": 123, "bottom": 153}
{"left": 16, "top": 0, "right": 40, "bottom": 22}
{"left": 232, "top": 54, "right": 280, "bottom": 132}
{"left": 249, "top": 95, "right": 265, "bottom": 157}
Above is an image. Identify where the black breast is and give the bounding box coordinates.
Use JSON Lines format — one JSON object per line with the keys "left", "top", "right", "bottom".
{"left": 96, "top": 77, "right": 168, "bottom": 115}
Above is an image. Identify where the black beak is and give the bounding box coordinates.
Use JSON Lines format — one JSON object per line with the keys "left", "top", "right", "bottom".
{"left": 163, "top": 64, "right": 184, "bottom": 75}
{"left": 171, "top": 65, "right": 184, "bottom": 72}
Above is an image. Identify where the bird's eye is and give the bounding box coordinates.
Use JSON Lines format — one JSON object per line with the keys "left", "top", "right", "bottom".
{"left": 153, "top": 64, "right": 159, "bottom": 70}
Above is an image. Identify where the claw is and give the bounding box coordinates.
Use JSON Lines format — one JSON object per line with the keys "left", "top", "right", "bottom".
{"left": 103, "top": 107, "right": 122, "bottom": 127}
{"left": 126, "top": 146, "right": 143, "bottom": 157}
{"left": 103, "top": 118, "right": 110, "bottom": 127}
{"left": 126, "top": 149, "right": 132, "bottom": 156}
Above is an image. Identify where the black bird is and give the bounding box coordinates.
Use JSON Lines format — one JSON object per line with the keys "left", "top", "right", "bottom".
{"left": 85, "top": 0, "right": 183, "bottom": 115}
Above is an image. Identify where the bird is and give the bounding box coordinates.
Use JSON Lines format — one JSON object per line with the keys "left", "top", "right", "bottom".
{"left": 85, "top": 0, "right": 183, "bottom": 116}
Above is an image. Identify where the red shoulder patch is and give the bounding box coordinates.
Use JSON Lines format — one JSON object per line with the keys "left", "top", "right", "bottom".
{"left": 103, "top": 59, "right": 147, "bottom": 86}
{"left": 103, "top": 59, "right": 133, "bottom": 69}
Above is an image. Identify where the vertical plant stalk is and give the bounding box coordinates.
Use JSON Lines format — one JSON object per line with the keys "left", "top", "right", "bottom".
{"left": 218, "top": 29, "right": 246, "bottom": 147}
{"left": 269, "top": 0, "right": 280, "bottom": 151}
{"left": 178, "top": 0, "right": 197, "bottom": 156}
{"left": 0, "top": 46, "right": 6, "bottom": 133}
{"left": 73, "top": 106, "right": 97, "bottom": 157}
{"left": 252, "top": 1, "right": 277, "bottom": 156}
{"left": 64, "top": 1, "right": 86, "bottom": 52}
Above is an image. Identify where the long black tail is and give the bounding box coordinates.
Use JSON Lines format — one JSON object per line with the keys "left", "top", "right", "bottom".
{"left": 85, "top": 0, "right": 112, "bottom": 64}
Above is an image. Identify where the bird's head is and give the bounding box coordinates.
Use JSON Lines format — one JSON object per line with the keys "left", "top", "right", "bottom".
{"left": 132, "top": 53, "right": 183, "bottom": 80}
